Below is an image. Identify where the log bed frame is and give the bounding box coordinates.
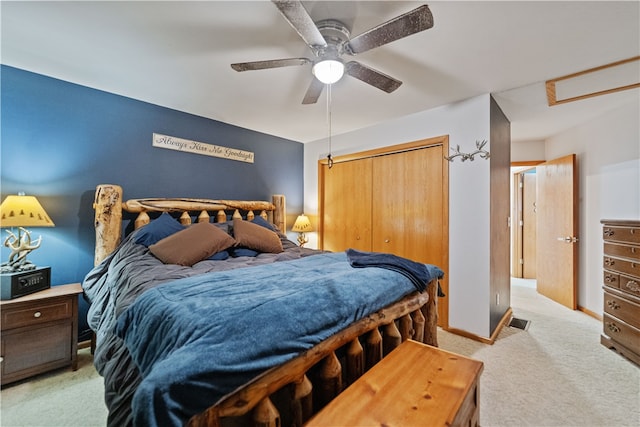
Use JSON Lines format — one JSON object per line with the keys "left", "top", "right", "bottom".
{"left": 92, "top": 184, "right": 439, "bottom": 427}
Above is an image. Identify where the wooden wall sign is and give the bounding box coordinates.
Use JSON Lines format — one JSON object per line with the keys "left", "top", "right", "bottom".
{"left": 152, "top": 133, "right": 254, "bottom": 163}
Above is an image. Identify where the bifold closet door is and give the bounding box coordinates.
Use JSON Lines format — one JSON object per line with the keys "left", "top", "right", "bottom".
{"left": 320, "top": 158, "right": 372, "bottom": 252}
{"left": 371, "top": 146, "right": 444, "bottom": 265}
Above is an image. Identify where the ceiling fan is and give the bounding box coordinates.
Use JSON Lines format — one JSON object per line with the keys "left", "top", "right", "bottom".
{"left": 231, "top": 0, "right": 434, "bottom": 104}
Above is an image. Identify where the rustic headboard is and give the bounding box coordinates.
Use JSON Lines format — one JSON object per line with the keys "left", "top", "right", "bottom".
{"left": 92, "top": 184, "right": 286, "bottom": 266}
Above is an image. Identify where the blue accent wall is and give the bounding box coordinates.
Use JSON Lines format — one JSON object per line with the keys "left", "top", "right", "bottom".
{"left": 1, "top": 65, "right": 304, "bottom": 339}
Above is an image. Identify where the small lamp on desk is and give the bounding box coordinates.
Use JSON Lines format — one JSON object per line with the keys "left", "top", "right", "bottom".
{"left": 0, "top": 192, "right": 55, "bottom": 273}
{"left": 292, "top": 214, "right": 312, "bottom": 247}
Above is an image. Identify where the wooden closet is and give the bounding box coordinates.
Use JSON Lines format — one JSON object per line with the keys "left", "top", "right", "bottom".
{"left": 319, "top": 136, "right": 449, "bottom": 326}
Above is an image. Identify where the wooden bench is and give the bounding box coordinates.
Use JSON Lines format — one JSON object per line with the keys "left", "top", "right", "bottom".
{"left": 305, "top": 339, "right": 484, "bottom": 427}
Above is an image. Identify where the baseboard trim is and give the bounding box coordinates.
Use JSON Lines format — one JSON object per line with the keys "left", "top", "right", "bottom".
{"left": 578, "top": 305, "right": 601, "bottom": 321}
{"left": 443, "top": 307, "right": 513, "bottom": 345}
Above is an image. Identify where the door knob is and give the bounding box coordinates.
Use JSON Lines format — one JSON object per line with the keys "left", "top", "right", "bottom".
{"left": 557, "top": 236, "right": 578, "bottom": 243}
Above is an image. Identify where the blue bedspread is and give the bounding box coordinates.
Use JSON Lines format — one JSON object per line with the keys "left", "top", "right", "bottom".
{"left": 115, "top": 251, "right": 443, "bottom": 426}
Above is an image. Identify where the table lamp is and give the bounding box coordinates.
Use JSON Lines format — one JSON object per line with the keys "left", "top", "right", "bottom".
{"left": 292, "top": 214, "right": 312, "bottom": 247}
{"left": 0, "top": 193, "right": 54, "bottom": 273}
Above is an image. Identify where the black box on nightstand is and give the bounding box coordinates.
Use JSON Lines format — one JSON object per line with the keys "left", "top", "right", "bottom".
{"left": 0, "top": 267, "right": 51, "bottom": 300}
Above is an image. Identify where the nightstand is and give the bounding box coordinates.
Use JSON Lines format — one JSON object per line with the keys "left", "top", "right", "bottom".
{"left": 1, "top": 283, "right": 83, "bottom": 386}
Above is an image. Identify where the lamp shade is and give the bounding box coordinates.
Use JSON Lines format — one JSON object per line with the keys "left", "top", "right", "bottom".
{"left": 292, "top": 214, "right": 312, "bottom": 232}
{"left": 0, "top": 194, "right": 55, "bottom": 228}
{"left": 312, "top": 59, "right": 344, "bottom": 84}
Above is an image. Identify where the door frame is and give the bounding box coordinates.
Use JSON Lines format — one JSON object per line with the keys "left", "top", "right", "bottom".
{"left": 510, "top": 161, "right": 544, "bottom": 279}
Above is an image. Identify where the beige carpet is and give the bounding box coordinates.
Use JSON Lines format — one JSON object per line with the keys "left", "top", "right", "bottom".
{"left": 438, "top": 278, "right": 640, "bottom": 427}
{"left": 1, "top": 279, "right": 638, "bottom": 426}
{"left": 0, "top": 347, "right": 107, "bottom": 426}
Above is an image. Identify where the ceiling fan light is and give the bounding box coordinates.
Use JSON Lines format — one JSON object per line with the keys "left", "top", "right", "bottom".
{"left": 313, "top": 60, "right": 344, "bottom": 84}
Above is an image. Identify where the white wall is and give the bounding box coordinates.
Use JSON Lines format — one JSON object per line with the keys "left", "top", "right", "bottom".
{"left": 304, "top": 94, "right": 494, "bottom": 337}
{"left": 511, "top": 140, "right": 545, "bottom": 161}
{"left": 545, "top": 98, "right": 640, "bottom": 315}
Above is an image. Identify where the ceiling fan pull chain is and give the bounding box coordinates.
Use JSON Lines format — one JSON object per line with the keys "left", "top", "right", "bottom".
{"left": 327, "top": 82, "right": 333, "bottom": 169}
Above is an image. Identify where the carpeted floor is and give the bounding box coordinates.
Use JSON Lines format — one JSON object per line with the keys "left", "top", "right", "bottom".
{"left": 0, "top": 347, "right": 107, "bottom": 426}
{"left": 438, "top": 278, "right": 640, "bottom": 427}
{"left": 1, "top": 279, "right": 638, "bottom": 426}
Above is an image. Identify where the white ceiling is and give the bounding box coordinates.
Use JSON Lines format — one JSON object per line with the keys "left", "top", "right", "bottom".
{"left": 2, "top": 1, "right": 639, "bottom": 143}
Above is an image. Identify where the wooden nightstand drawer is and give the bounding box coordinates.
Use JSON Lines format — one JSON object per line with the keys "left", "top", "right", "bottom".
{"left": 0, "top": 283, "right": 83, "bottom": 385}
{"left": 1, "top": 298, "right": 72, "bottom": 330}
{"left": 1, "top": 321, "right": 72, "bottom": 383}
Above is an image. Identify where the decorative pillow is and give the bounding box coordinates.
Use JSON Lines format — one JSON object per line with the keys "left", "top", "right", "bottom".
{"left": 206, "top": 250, "right": 230, "bottom": 261}
{"left": 232, "top": 218, "right": 283, "bottom": 254}
{"left": 251, "top": 216, "right": 276, "bottom": 231}
{"left": 230, "top": 247, "right": 259, "bottom": 258}
{"left": 149, "top": 221, "right": 235, "bottom": 266}
{"left": 134, "top": 213, "right": 185, "bottom": 247}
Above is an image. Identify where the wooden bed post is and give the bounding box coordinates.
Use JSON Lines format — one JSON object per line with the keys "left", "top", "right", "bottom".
{"left": 93, "top": 184, "right": 123, "bottom": 266}
{"left": 272, "top": 194, "right": 286, "bottom": 233}
{"left": 423, "top": 280, "right": 439, "bottom": 346}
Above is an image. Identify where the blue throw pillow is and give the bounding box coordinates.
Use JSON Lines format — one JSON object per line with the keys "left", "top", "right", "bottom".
{"left": 134, "top": 213, "right": 185, "bottom": 247}
{"left": 251, "top": 216, "right": 276, "bottom": 231}
{"left": 230, "top": 247, "right": 259, "bottom": 257}
{"left": 206, "top": 250, "right": 230, "bottom": 261}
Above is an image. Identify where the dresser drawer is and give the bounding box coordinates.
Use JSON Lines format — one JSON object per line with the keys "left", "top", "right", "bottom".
{"left": 603, "top": 313, "right": 640, "bottom": 354}
{"left": 1, "top": 298, "right": 73, "bottom": 330}
{"left": 604, "top": 290, "right": 640, "bottom": 329}
{"left": 603, "top": 226, "right": 640, "bottom": 245}
{"left": 604, "top": 242, "right": 640, "bottom": 261}
{"left": 603, "top": 257, "right": 640, "bottom": 278}
{"left": 620, "top": 275, "right": 640, "bottom": 297}
{"left": 603, "top": 270, "right": 620, "bottom": 289}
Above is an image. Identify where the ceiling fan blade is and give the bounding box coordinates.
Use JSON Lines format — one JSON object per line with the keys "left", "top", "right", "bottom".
{"left": 302, "top": 78, "right": 324, "bottom": 104}
{"left": 272, "top": 0, "right": 327, "bottom": 49}
{"left": 345, "top": 61, "right": 402, "bottom": 93}
{"left": 345, "top": 5, "right": 434, "bottom": 55}
{"left": 231, "top": 58, "right": 311, "bottom": 72}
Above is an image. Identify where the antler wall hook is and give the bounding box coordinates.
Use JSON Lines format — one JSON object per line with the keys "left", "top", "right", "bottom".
{"left": 444, "top": 140, "right": 490, "bottom": 162}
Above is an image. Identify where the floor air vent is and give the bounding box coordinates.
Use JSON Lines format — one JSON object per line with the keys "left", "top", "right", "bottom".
{"left": 508, "top": 317, "right": 531, "bottom": 330}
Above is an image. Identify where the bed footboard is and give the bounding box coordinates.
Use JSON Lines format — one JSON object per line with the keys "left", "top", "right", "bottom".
{"left": 187, "top": 283, "right": 438, "bottom": 427}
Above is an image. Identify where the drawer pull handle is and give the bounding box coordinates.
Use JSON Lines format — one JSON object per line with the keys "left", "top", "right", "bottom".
{"left": 0, "top": 356, "right": 3, "bottom": 363}
{"left": 604, "top": 258, "right": 615, "bottom": 266}
{"left": 604, "top": 275, "right": 617, "bottom": 283}
{"left": 33, "top": 311, "right": 42, "bottom": 318}
{"left": 385, "top": 239, "right": 390, "bottom": 243}
{"left": 606, "top": 300, "right": 620, "bottom": 310}
{"left": 606, "top": 322, "right": 620, "bottom": 333}
{"left": 626, "top": 281, "right": 640, "bottom": 292}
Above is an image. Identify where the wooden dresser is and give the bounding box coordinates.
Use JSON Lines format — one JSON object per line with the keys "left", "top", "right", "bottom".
{"left": 1, "top": 283, "right": 83, "bottom": 385}
{"left": 601, "top": 220, "right": 640, "bottom": 365}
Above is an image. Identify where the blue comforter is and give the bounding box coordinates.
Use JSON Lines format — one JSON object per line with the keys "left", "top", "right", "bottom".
{"left": 114, "top": 251, "right": 443, "bottom": 426}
